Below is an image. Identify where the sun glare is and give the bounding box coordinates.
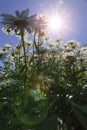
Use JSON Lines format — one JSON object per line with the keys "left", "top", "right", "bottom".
{"left": 48, "top": 16, "right": 64, "bottom": 31}
{"left": 40, "top": 5, "right": 73, "bottom": 37}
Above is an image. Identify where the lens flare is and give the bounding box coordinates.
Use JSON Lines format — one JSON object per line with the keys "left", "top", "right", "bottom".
{"left": 47, "top": 16, "right": 64, "bottom": 31}
{"left": 40, "top": 5, "right": 73, "bottom": 37}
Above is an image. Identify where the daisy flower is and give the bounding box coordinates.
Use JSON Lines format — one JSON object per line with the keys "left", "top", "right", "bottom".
{"left": 0, "top": 9, "right": 41, "bottom": 34}
{"left": 0, "top": 48, "right": 8, "bottom": 59}
{"left": 1, "top": 9, "right": 47, "bottom": 35}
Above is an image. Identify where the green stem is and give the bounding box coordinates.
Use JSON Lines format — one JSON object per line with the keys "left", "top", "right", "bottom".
{"left": 21, "top": 30, "right": 27, "bottom": 86}
{"left": 33, "top": 30, "right": 39, "bottom": 54}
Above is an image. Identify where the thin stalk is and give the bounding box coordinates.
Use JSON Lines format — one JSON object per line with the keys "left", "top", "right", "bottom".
{"left": 21, "top": 30, "right": 27, "bottom": 86}
{"left": 33, "top": 30, "right": 39, "bottom": 54}
{"left": 8, "top": 34, "right": 16, "bottom": 69}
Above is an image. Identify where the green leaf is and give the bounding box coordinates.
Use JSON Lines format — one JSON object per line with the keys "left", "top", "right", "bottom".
{"left": 72, "top": 102, "right": 87, "bottom": 130}
{"left": 72, "top": 102, "right": 87, "bottom": 114}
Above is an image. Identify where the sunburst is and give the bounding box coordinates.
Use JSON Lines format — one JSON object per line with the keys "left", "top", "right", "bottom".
{"left": 40, "top": 4, "right": 74, "bottom": 38}
{"left": 47, "top": 15, "right": 66, "bottom": 32}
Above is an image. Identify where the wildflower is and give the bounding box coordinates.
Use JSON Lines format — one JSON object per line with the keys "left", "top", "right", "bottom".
{"left": 15, "top": 44, "right": 21, "bottom": 50}
{"left": 0, "top": 48, "right": 8, "bottom": 59}
{"left": 78, "top": 47, "right": 87, "bottom": 58}
{"left": 25, "top": 40, "right": 33, "bottom": 47}
{"left": 0, "top": 9, "right": 38, "bottom": 34}
{"left": 46, "top": 46, "right": 58, "bottom": 54}
{"left": 4, "top": 44, "right": 12, "bottom": 50}
{"left": 62, "top": 52, "right": 75, "bottom": 61}
{"left": 65, "top": 40, "right": 79, "bottom": 49}
{"left": 2, "top": 27, "right": 14, "bottom": 35}
{"left": 1, "top": 9, "right": 47, "bottom": 35}
{"left": 80, "top": 46, "right": 87, "bottom": 52}
{"left": 10, "top": 52, "right": 17, "bottom": 58}
{"left": 29, "top": 13, "right": 47, "bottom": 34}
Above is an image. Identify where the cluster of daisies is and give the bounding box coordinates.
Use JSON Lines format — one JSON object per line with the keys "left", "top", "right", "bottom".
{"left": 0, "top": 9, "right": 87, "bottom": 65}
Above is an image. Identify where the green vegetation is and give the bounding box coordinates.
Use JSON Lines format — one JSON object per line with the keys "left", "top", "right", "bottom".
{"left": 0, "top": 9, "right": 87, "bottom": 130}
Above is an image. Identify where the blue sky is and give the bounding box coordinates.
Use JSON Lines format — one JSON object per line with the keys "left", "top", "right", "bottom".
{"left": 0, "top": 0, "right": 87, "bottom": 47}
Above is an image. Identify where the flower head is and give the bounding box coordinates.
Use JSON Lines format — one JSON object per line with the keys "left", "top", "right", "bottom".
{"left": 1, "top": 9, "right": 47, "bottom": 35}
{"left": 65, "top": 40, "right": 79, "bottom": 49}
{"left": 0, "top": 48, "right": 8, "bottom": 59}
{"left": 0, "top": 9, "right": 37, "bottom": 34}
{"left": 4, "top": 44, "right": 12, "bottom": 49}
{"left": 2, "top": 27, "right": 14, "bottom": 35}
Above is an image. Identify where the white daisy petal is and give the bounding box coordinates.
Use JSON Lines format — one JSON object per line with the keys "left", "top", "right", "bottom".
{"left": 20, "top": 9, "right": 29, "bottom": 18}
{"left": 1, "top": 20, "right": 14, "bottom": 25}
{"left": 15, "top": 10, "right": 20, "bottom": 18}
{"left": 1, "top": 14, "right": 17, "bottom": 20}
{"left": 3, "top": 17, "right": 17, "bottom": 21}
{"left": 27, "top": 14, "right": 37, "bottom": 21}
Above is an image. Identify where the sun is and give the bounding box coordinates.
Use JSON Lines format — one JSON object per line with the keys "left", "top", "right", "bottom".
{"left": 44, "top": 11, "right": 70, "bottom": 38}
{"left": 47, "top": 16, "right": 64, "bottom": 31}
{"left": 40, "top": 5, "right": 73, "bottom": 38}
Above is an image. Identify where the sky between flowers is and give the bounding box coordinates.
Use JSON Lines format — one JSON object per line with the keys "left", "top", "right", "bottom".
{"left": 0, "top": 0, "right": 87, "bottom": 47}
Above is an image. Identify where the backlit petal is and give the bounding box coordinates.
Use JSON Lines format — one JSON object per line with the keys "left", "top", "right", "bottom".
{"left": 15, "top": 10, "right": 20, "bottom": 18}
{"left": 1, "top": 14, "right": 17, "bottom": 20}
{"left": 20, "top": 9, "right": 29, "bottom": 18}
